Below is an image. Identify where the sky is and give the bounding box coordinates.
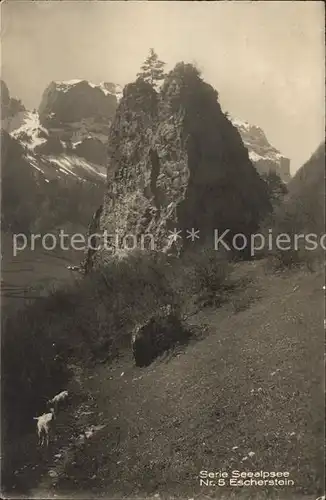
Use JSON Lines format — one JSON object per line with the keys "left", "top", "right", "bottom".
{"left": 1, "top": 0, "right": 324, "bottom": 174}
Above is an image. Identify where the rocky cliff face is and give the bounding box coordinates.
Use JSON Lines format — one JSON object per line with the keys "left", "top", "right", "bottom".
{"left": 1, "top": 79, "right": 111, "bottom": 182}
{"left": 3, "top": 109, "right": 106, "bottom": 183}
{"left": 1, "top": 129, "right": 48, "bottom": 232}
{"left": 35, "top": 79, "right": 121, "bottom": 165}
{"left": 232, "top": 118, "right": 291, "bottom": 183}
{"left": 0, "top": 80, "right": 25, "bottom": 122}
{"left": 89, "top": 64, "right": 271, "bottom": 266}
{"left": 1, "top": 128, "right": 106, "bottom": 234}
{"left": 276, "top": 142, "right": 324, "bottom": 235}
{"left": 39, "top": 79, "right": 119, "bottom": 127}
{"left": 1, "top": 82, "right": 107, "bottom": 233}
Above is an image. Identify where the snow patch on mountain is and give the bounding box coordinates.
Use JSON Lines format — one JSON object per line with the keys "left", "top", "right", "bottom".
{"left": 231, "top": 117, "right": 251, "bottom": 131}
{"left": 24, "top": 152, "right": 106, "bottom": 183}
{"left": 11, "top": 111, "right": 48, "bottom": 150}
{"left": 54, "top": 79, "right": 123, "bottom": 100}
{"left": 231, "top": 116, "right": 291, "bottom": 182}
{"left": 47, "top": 155, "right": 106, "bottom": 180}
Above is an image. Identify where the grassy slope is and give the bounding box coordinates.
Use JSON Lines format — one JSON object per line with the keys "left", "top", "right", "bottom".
{"left": 5, "top": 262, "right": 324, "bottom": 500}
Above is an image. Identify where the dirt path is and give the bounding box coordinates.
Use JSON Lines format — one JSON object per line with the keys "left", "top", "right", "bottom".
{"left": 10, "top": 266, "right": 324, "bottom": 500}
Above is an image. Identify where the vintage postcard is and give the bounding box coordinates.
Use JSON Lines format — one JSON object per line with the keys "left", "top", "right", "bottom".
{"left": 1, "top": 1, "right": 324, "bottom": 499}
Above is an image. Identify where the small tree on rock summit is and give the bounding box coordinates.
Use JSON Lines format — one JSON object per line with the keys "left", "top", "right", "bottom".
{"left": 137, "top": 48, "right": 166, "bottom": 89}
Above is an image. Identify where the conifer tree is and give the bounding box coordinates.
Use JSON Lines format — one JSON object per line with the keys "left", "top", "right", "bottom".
{"left": 137, "top": 48, "right": 166, "bottom": 89}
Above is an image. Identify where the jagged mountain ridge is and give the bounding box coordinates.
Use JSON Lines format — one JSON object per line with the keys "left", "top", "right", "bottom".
{"left": 2, "top": 74, "right": 295, "bottom": 244}
{"left": 39, "top": 79, "right": 121, "bottom": 127}
{"left": 1, "top": 78, "right": 291, "bottom": 184}
{"left": 37, "top": 79, "right": 121, "bottom": 166}
{"left": 0, "top": 81, "right": 110, "bottom": 233}
{"left": 231, "top": 117, "right": 291, "bottom": 183}
{"left": 87, "top": 64, "right": 272, "bottom": 267}
{"left": 2, "top": 79, "right": 122, "bottom": 169}
{"left": 0, "top": 80, "right": 120, "bottom": 184}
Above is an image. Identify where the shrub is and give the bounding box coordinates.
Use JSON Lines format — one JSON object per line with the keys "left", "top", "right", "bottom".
{"left": 172, "top": 248, "right": 232, "bottom": 308}
{"left": 270, "top": 245, "right": 324, "bottom": 272}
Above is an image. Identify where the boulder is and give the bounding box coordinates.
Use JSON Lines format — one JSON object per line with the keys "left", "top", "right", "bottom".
{"left": 131, "top": 305, "right": 190, "bottom": 367}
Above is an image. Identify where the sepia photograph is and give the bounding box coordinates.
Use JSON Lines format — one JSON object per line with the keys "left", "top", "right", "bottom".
{"left": 0, "top": 1, "right": 325, "bottom": 499}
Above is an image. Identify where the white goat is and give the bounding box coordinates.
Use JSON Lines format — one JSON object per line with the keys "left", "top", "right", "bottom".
{"left": 33, "top": 408, "right": 55, "bottom": 446}
{"left": 48, "top": 390, "right": 69, "bottom": 411}
{"left": 67, "top": 265, "right": 80, "bottom": 271}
